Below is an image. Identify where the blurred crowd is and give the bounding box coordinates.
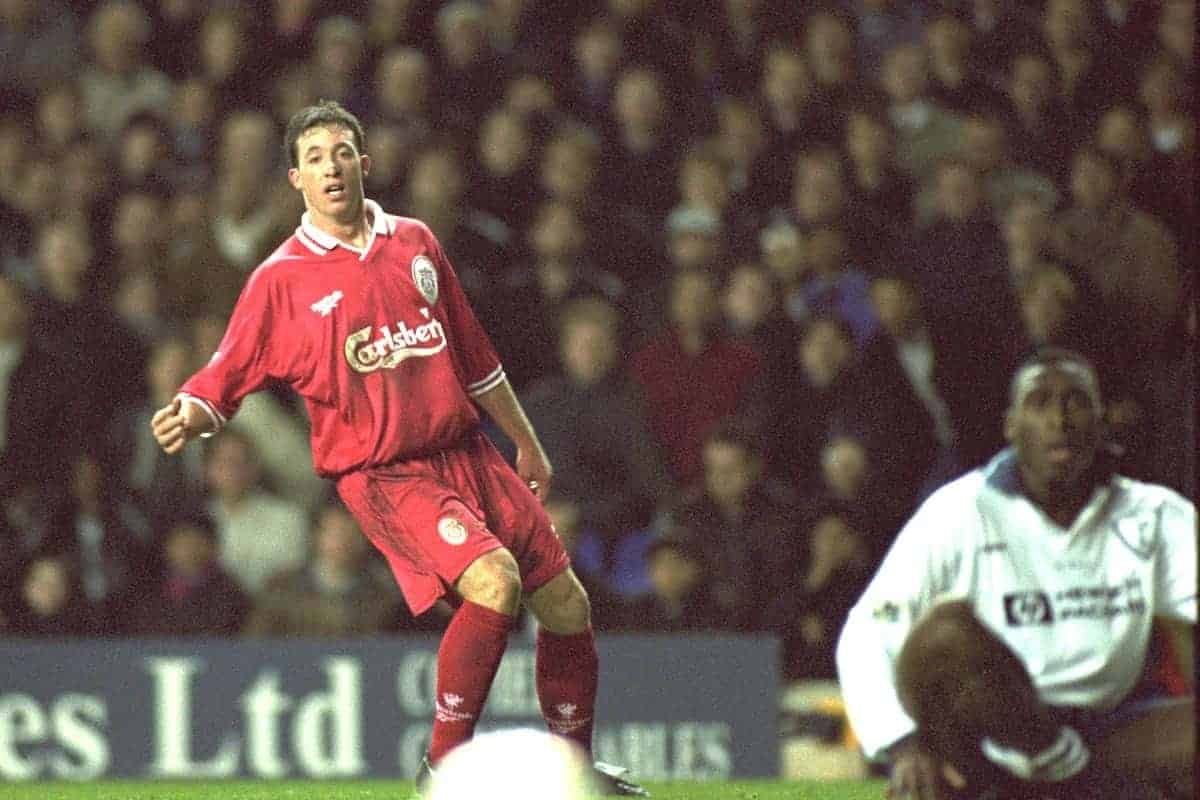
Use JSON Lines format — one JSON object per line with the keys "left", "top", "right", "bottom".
{"left": 0, "top": 0, "right": 1193, "bottom": 682}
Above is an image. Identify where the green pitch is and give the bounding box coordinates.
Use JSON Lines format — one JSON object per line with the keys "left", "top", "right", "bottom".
{"left": 0, "top": 780, "right": 887, "bottom": 800}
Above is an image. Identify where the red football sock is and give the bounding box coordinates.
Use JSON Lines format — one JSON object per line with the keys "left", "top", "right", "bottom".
{"left": 536, "top": 625, "right": 599, "bottom": 756}
{"left": 428, "top": 600, "right": 514, "bottom": 763}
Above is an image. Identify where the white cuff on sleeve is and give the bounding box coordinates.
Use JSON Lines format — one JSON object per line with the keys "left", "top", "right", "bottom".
{"left": 176, "top": 394, "right": 224, "bottom": 438}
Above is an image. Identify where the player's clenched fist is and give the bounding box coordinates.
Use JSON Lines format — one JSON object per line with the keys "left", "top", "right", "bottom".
{"left": 151, "top": 396, "right": 209, "bottom": 454}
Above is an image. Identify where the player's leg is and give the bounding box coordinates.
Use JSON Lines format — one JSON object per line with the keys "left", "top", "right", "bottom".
{"left": 426, "top": 548, "right": 523, "bottom": 763}
{"left": 1092, "top": 696, "right": 1194, "bottom": 796}
{"left": 895, "top": 600, "right": 1083, "bottom": 793}
{"left": 525, "top": 568, "right": 599, "bottom": 752}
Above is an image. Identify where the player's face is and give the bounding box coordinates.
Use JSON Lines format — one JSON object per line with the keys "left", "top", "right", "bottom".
{"left": 288, "top": 124, "right": 370, "bottom": 226}
{"left": 1005, "top": 368, "right": 1103, "bottom": 493}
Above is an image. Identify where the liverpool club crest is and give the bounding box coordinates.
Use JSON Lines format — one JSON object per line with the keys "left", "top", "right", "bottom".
{"left": 412, "top": 255, "right": 438, "bottom": 304}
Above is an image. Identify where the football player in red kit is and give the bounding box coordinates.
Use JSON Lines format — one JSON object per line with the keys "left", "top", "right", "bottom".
{"left": 151, "top": 100, "right": 646, "bottom": 797}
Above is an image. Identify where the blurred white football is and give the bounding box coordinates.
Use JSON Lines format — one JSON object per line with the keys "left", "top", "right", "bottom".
{"left": 429, "top": 728, "right": 598, "bottom": 800}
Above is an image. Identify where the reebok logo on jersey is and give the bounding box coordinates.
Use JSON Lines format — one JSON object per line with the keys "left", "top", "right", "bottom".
{"left": 311, "top": 290, "right": 343, "bottom": 317}
{"left": 344, "top": 311, "right": 446, "bottom": 373}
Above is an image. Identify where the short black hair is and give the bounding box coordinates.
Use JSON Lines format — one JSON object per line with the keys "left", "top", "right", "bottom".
{"left": 283, "top": 99, "right": 366, "bottom": 168}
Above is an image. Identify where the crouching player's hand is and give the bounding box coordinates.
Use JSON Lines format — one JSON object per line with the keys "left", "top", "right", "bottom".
{"left": 888, "top": 737, "right": 960, "bottom": 800}
{"left": 151, "top": 397, "right": 211, "bottom": 454}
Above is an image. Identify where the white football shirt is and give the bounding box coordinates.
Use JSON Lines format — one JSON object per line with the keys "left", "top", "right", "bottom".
{"left": 836, "top": 450, "right": 1197, "bottom": 760}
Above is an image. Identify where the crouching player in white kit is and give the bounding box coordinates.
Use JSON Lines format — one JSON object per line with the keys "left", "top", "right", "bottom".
{"left": 837, "top": 348, "right": 1195, "bottom": 800}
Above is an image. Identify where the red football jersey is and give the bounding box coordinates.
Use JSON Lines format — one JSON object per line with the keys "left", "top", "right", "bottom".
{"left": 179, "top": 201, "right": 505, "bottom": 477}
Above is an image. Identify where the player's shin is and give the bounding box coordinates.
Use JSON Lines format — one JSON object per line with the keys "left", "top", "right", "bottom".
{"left": 535, "top": 625, "right": 599, "bottom": 755}
{"left": 428, "top": 600, "right": 514, "bottom": 763}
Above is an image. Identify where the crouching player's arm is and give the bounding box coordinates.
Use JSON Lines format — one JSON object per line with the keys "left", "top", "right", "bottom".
{"left": 835, "top": 494, "right": 966, "bottom": 800}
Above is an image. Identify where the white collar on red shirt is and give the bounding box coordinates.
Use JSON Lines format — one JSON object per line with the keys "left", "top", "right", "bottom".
{"left": 296, "top": 198, "right": 395, "bottom": 260}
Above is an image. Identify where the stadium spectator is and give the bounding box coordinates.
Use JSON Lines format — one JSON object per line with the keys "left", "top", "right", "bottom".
{"left": 1155, "top": 0, "right": 1192, "bottom": 67}
{"left": 763, "top": 508, "right": 872, "bottom": 681}
{"left": 150, "top": 0, "right": 205, "bottom": 80}
{"left": 195, "top": 4, "right": 260, "bottom": 112}
{"left": 805, "top": 10, "right": 860, "bottom": 112}
{"left": 845, "top": 0, "right": 926, "bottom": 82}
{"left": 492, "top": 200, "right": 622, "bottom": 388}
{"left": 5, "top": 556, "right": 96, "bottom": 637}
{"left": 471, "top": 106, "right": 541, "bottom": 237}
{"left": 433, "top": 1, "right": 506, "bottom": 139}
{"left": 915, "top": 110, "right": 1058, "bottom": 228}
{"left": 203, "top": 428, "right": 309, "bottom": 595}
{"left": 619, "top": 526, "right": 724, "bottom": 634}
{"left": 759, "top": 42, "right": 830, "bottom": 204}
{"left": 79, "top": 1, "right": 173, "bottom": 143}
{"left": 712, "top": 96, "right": 773, "bottom": 221}
{"left": 777, "top": 314, "right": 861, "bottom": 493}
{"left": 34, "top": 81, "right": 87, "bottom": 159}
{"left": 0, "top": 275, "right": 73, "bottom": 508}
{"left": 1002, "top": 50, "right": 1080, "bottom": 183}
{"left": 244, "top": 502, "right": 412, "bottom": 637}
{"left": 211, "top": 110, "right": 299, "bottom": 272}
{"left": 631, "top": 268, "right": 762, "bottom": 484}
{"left": 861, "top": 273, "right": 959, "bottom": 495}
{"left": 108, "top": 188, "right": 170, "bottom": 290}
{"left": 131, "top": 513, "right": 248, "bottom": 637}
{"left": 115, "top": 114, "right": 175, "bottom": 193}
{"left": 308, "top": 16, "right": 371, "bottom": 119}
{"left": 757, "top": 219, "right": 806, "bottom": 318}
{"left": 567, "top": 15, "right": 624, "bottom": 136}
{"left": 371, "top": 46, "right": 435, "bottom": 155}
{"left": 38, "top": 450, "right": 153, "bottom": 635}
{"left": 787, "top": 224, "right": 877, "bottom": 347}
{"left": 999, "top": 191, "right": 1058, "bottom": 291}
{"left": 107, "top": 334, "right": 207, "bottom": 534}
{"left": 720, "top": 260, "right": 796, "bottom": 385}
{"left": 364, "top": 0, "right": 430, "bottom": 53}
{"left": 524, "top": 296, "right": 671, "bottom": 553}
{"left": 663, "top": 206, "right": 724, "bottom": 274}
{"left": 879, "top": 41, "right": 962, "bottom": 184}
{"left": 0, "top": 0, "right": 80, "bottom": 98}
{"left": 267, "top": 0, "right": 322, "bottom": 69}
{"left": 843, "top": 105, "right": 915, "bottom": 262}
{"left": 604, "top": 66, "right": 681, "bottom": 242}
{"left": 404, "top": 144, "right": 507, "bottom": 306}
{"left": 924, "top": 13, "right": 1004, "bottom": 115}
{"left": 837, "top": 347, "right": 1195, "bottom": 800}
{"left": 1053, "top": 146, "right": 1181, "bottom": 356}
{"left": 27, "top": 219, "right": 146, "bottom": 437}
{"left": 676, "top": 142, "right": 737, "bottom": 237}
{"left": 1137, "top": 56, "right": 1194, "bottom": 243}
{"left": 1040, "top": 0, "right": 1118, "bottom": 123}
{"left": 910, "top": 158, "right": 1019, "bottom": 347}
{"left": 658, "top": 420, "right": 801, "bottom": 631}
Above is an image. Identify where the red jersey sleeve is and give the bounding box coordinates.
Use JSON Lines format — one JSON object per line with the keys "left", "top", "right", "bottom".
{"left": 179, "top": 263, "right": 302, "bottom": 423}
{"left": 426, "top": 232, "right": 505, "bottom": 398}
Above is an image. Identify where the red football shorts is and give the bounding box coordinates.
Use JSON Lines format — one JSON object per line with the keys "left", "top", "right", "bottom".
{"left": 336, "top": 430, "right": 570, "bottom": 615}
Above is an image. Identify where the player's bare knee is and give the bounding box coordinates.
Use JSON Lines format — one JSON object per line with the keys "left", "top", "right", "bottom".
{"left": 528, "top": 570, "right": 591, "bottom": 634}
{"left": 457, "top": 549, "right": 522, "bottom": 615}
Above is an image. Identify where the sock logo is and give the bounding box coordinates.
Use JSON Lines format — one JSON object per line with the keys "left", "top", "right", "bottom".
{"left": 436, "top": 693, "right": 475, "bottom": 723}
{"left": 555, "top": 703, "right": 577, "bottom": 719}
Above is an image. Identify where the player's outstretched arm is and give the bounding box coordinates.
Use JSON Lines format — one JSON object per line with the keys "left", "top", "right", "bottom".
{"left": 151, "top": 397, "right": 215, "bottom": 454}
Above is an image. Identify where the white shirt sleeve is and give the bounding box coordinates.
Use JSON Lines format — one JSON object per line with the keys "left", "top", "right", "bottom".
{"left": 1154, "top": 490, "right": 1197, "bottom": 624}
{"left": 836, "top": 482, "right": 974, "bottom": 760}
